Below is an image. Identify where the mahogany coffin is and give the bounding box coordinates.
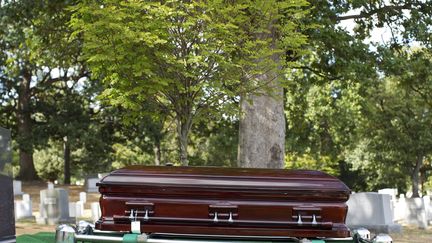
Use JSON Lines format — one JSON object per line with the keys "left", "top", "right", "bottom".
{"left": 95, "top": 166, "right": 351, "bottom": 238}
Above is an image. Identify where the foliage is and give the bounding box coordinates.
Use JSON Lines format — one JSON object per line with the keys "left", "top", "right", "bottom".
{"left": 0, "top": 0, "right": 88, "bottom": 180}
{"left": 285, "top": 0, "right": 432, "bottom": 195}
{"left": 188, "top": 119, "right": 239, "bottom": 167}
{"left": 285, "top": 153, "right": 339, "bottom": 176}
{"left": 356, "top": 48, "right": 432, "bottom": 196}
{"left": 111, "top": 142, "right": 153, "bottom": 169}
{"left": 2, "top": 0, "right": 432, "bottom": 195}
{"left": 71, "top": 0, "right": 310, "bottom": 165}
{"left": 34, "top": 140, "right": 64, "bottom": 182}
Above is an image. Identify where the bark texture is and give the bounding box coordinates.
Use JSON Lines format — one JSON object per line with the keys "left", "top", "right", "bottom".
{"left": 411, "top": 155, "right": 423, "bottom": 198}
{"left": 63, "top": 137, "right": 71, "bottom": 185}
{"left": 16, "top": 71, "right": 39, "bottom": 180}
{"left": 154, "top": 140, "right": 161, "bottom": 166}
{"left": 238, "top": 85, "right": 285, "bottom": 169}
{"left": 176, "top": 117, "right": 191, "bottom": 166}
{"left": 237, "top": 17, "right": 285, "bottom": 169}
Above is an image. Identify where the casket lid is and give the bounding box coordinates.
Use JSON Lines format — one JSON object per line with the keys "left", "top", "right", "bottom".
{"left": 98, "top": 166, "right": 350, "bottom": 196}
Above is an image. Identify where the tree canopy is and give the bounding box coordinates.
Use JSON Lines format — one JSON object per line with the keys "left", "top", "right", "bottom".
{"left": 70, "top": 0, "right": 309, "bottom": 165}
{"left": 1, "top": 0, "right": 432, "bottom": 198}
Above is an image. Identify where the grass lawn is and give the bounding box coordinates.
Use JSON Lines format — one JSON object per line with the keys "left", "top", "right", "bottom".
{"left": 390, "top": 226, "right": 432, "bottom": 243}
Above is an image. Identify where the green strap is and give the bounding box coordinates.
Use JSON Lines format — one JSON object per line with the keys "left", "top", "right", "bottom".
{"left": 123, "top": 234, "right": 138, "bottom": 243}
{"left": 311, "top": 240, "right": 326, "bottom": 243}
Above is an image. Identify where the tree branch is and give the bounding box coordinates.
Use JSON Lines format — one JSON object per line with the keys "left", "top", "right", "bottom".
{"left": 335, "top": 3, "right": 423, "bottom": 21}
{"left": 293, "top": 66, "right": 342, "bottom": 81}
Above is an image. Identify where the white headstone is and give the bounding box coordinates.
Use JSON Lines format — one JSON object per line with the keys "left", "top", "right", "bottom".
{"left": 22, "top": 193, "right": 30, "bottom": 202}
{"left": 346, "top": 192, "right": 401, "bottom": 233}
{"left": 378, "top": 188, "right": 398, "bottom": 200}
{"left": 14, "top": 194, "right": 34, "bottom": 220}
{"left": 37, "top": 188, "right": 73, "bottom": 225}
{"left": 423, "top": 196, "right": 431, "bottom": 222}
{"left": 75, "top": 201, "right": 85, "bottom": 218}
{"left": 48, "top": 182, "right": 54, "bottom": 190}
{"left": 69, "top": 202, "right": 76, "bottom": 218}
{"left": 393, "top": 195, "right": 406, "bottom": 222}
{"left": 394, "top": 197, "right": 428, "bottom": 229}
{"left": 85, "top": 177, "right": 100, "bottom": 193}
{"left": 79, "top": 192, "right": 87, "bottom": 203}
{"left": 13, "top": 180, "right": 23, "bottom": 195}
{"left": 91, "top": 202, "right": 101, "bottom": 223}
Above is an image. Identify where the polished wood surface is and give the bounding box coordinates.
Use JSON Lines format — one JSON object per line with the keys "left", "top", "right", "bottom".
{"left": 96, "top": 166, "right": 351, "bottom": 238}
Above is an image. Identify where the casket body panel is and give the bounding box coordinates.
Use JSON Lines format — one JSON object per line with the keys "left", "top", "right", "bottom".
{"left": 95, "top": 166, "right": 351, "bottom": 238}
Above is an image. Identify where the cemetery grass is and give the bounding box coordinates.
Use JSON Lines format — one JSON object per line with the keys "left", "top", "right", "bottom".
{"left": 15, "top": 181, "right": 100, "bottom": 236}
{"left": 14, "top": 182, "right": 432, "bottom": 242}
{"left": 390, "top": 225, "right": 432, "bottom": 243}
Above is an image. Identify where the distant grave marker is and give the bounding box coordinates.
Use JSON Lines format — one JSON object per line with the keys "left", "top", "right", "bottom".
{"left": 15, "top": 193, "right": 34, "bottom": 221}
{"left": 37, "top": 186, "right": 73, "bottom": 225}
{"left": 346, "top": 192, "right": 401, "bottom": 233}
{"left": 85, "top": 177, "right": 100, "bottom": 193}
{"left": 394, "top": 196, "right": 429, "bottom": 229}
{"left": 91, "top": 202, "right": 101, "bottom": 223}
{"left": 75, "top": 201, "right": 85, "bottom": 218}
{"left": 79, "top": 192, "right": 87, "bottom": 203}
{"left": 13, "top": 180, "right": 23, "bottom": 195}
{"left": 378, "top": 188, "right": 398, "bottom": 201}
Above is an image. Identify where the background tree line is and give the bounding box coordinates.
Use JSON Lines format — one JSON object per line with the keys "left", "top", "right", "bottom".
{"left": 1, "top": 0, "right": 432, "bottom": 198}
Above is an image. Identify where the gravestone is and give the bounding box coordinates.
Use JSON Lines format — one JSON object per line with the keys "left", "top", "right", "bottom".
{"left": 68, "top": 202, "right": 76, "bottom": 218}
{"left": 346, "top": 192, "right": 401, "bottom": 233}
{"left": 79, "top": 192, "right": 87, "bottom": 203}
{"left": 393, "top": 195, "right": 406, "bottom": 222}
{"left": 37, "top": 186, "right": 73, "bottom": 225}
{"left": 378, "top": 188, "right": 398, "bottom": 200}
{"left": 378, "top": 188, "right": 398, "bottom": 221}
{"left": 69, "top": 201, "right": 84, "bottom": 218}
{"left": 91, "top": 202, "right": 101, "bottom": 223}
{"left": 14, "top": 193, "right": 34, "bottom": 221}
{"left": 75, "top": 201, "right": 85, "bottom": 218}
{"left": 85, "top": 177, "right": 100, "bottom": 193}
{"left": 85, "top": 173, "right": 108, "bottom": 193}
{"left": 393, "top": 196, "right": 430, "bottom": 228}
{"left": 0, "top": 127, "right": 15, "bottom": 242}
{"left": 424, "top": 196, "right": 432, "bottom": 222}
{"left": 394, "top": 197, "right": 429, "bottom": 228}
{"left": 13, "top": 180, "right": 23, "bottom": 195}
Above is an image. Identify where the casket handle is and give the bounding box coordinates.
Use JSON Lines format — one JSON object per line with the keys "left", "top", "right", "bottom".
{"left": 112, "top": 214, "right": 333, "bottom": 229}
{"left": 208, "top": 204, "right": 238, "bottom": 223}
{"left": 125, "top": 201, "right": 155, "bottom": 220}
{"left": 292, "top": 206, "right": 322, "bottom": 226}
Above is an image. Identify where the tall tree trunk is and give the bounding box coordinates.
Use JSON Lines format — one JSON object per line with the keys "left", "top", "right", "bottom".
{"left": 154, "top": 139, "right": 161, "bottom": 166}
{"left": 411, "top": 155, "right": 423, "bottom": 198}
{"left": 63, "top": 136, "right": 71, "bottom": 185}
{"left": 16, "top": 70, "right": 38, "bottom": 181}
{"left": 237, "top": 20, "right": 285, "bottom": 169}
{"left": 238, "top": 87, "right": 285, "bottom": 168}
{"left": 176, "top": 117, "right": 190, "bottom": 166}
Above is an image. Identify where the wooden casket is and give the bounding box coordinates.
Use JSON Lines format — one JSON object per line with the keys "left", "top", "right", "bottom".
{"left": 95, "top": 166, "right": 351, "bottom": 238}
